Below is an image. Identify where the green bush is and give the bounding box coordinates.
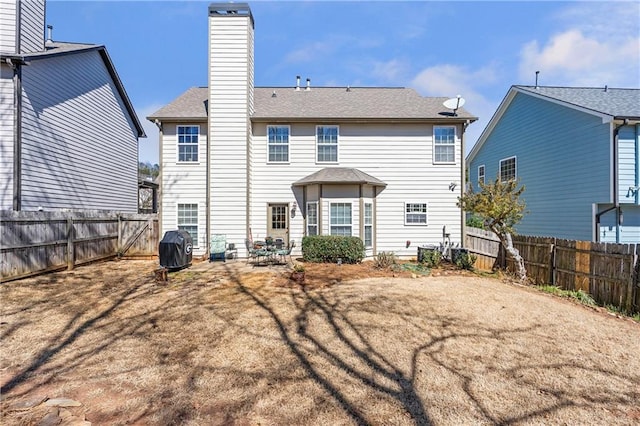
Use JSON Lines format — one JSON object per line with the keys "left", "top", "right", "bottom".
{"left": 466, "top": 215, "right": 486, "bottom": 229}
{"left": 454, "top": 252, "right": 477, "bottom": 270}
{"left": 374, "top": 251, "right": 397, "bottom": 269}
{"left": 302, "top": 235, "right": 365, "bottom": 264}
{"left": 420, "top": 249, "right": 441, "bottom": 268}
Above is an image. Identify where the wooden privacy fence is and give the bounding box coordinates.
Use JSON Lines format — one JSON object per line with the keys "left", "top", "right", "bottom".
{"left": 1, "top": 211, "right": 159, "bottom": 282}
{"left": 465, "top": 227, "right": 639, "bottom": 313}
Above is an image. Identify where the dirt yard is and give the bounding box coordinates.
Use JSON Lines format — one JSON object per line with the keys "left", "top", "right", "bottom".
{"left": 1, "top": 259, "right": 639, "bottom": 425}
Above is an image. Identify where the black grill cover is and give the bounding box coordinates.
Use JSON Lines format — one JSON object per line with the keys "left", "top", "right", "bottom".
{"left": 159, "top": 230, "right": 193, "bottom": 270}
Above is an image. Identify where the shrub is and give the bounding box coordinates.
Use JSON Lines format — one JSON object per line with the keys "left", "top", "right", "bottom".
{"left": 420, "top": 249, "right": 441, "bottom": 268}
{"left": 301, "top": 235, "right": 365, "bottom": 264}
{"left": 454, "top": 252, "right": 477, "bottom": 270}
{"left": 373, "top": 251, "right": 397, "bottom": 269}
{"left": 466, "top": 215, "right": 486, "bottom": 229}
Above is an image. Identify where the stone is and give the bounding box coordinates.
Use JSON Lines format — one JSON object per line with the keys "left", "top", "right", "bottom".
{"left": 38, "top": 409, "right": 60, "bottom": 426}
{"left": 44, "top": 398, "right": 82, "bottom": 407}
{"left": 7, "top": 395, "right": 48, "bottom": 411}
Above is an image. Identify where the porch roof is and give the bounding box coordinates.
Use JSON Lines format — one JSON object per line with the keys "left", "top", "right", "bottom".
{"left": 292, "top": 167, "right": 386, "bottom": 187}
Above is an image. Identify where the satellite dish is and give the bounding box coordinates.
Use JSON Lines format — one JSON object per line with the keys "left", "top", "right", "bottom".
{"left": 443, "top": 95, "right": 465, "bottom": 115}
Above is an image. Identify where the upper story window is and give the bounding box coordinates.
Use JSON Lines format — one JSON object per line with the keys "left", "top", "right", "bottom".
{"left": 267, "top": 125, "right": 289, "bottom": 163}
{"left": 177, "top": 125, "right": 199, "bottom": 162}
{"left": 405, "top": 202, "right": 428, "bottom": 225}
{"left": 434, "top": 126, "right": 455, "bottom": 164}
{"left": 500, "top": 156, "right": 517, "bottom": 182}
{"left": 316, "top": 125, "right": 338, "bottom": 163}
{"left": 478, "top": 165, "right": 485, "bottom": 185}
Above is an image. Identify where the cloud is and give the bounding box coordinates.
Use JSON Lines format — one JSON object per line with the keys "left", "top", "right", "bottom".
{"left": 411, "top": 64, "right": 501, "bottom": 154}
{"left": 371, "top": 59, "right": 409, "bottom": 83}
{"left": 518, "top": 3, "right": 640, "bottom": 87}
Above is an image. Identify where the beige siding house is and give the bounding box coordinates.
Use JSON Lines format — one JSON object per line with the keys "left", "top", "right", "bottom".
{"left": 149, "top": 3, "right": 477, "bottom": 258}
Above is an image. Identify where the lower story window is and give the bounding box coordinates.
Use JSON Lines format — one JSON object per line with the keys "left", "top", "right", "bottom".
{"left": 405, "top": 202, "right": 427, "bottom": 225}
{"left": 177, "top": 203, "right": 198, "bottom": 246}
{"left": 364, "top": 202, "right": 373, "bottom": 248}
{"left": 307, "top": 202, "right": 318, "bottom": 236}
{"left": 330, "top": 202, "right": 352, "bottom": 236}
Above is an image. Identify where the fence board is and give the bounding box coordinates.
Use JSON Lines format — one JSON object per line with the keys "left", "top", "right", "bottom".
{"left": 465, "top": 228, "right": 639, "bottom": 313}
{"left": 1, "top": 211, "right": 158, "bottom": 282}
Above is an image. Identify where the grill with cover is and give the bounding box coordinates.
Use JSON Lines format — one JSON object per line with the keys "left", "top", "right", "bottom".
{"left": 159, "top": 230, "right": 193, "bottom": 270}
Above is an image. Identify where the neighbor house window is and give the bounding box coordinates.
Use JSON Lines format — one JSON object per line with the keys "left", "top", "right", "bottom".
{"left": 364, "top": 202, "right": 373, "bottom": 248}
{"left": 316, "top": 125, "right": 338, "bottom": 163}
{"left": 500, "top": 156, "right": 517, "bottom": 182}
{"left": 434, "top": 126, "right": 455, "bottom": 164}
{"left": 177, "top": 203, "right": 198, "bottom": 246}
{"left": 177, "top": 125, "right": 199, "bottom": 162}
{"left": 478, "top": 165, "right": 485, "bottom": 185}
{"left": 267, "top": 125, "right": 289, "bottom": 162}
{"left": 306, "top": 202, "right": 318, "bottom": 236}
{"left": 405, "top": 202, "right": 428, "bottom": 225}
{"left": 330, "top": 202, "right": 352, "bottom": 236}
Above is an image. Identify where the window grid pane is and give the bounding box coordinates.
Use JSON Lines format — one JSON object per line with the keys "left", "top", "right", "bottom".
{"left": 434, "top": 127, "right": 455, "bottom": 163}
{"left": 177, "top": 203, "right": 198, "bottom": 244}
{"left": 500, "top": 157, "right": 516, "bottom": 182}
{"left": 268, "top": 126, "right": 289, "bottom": 162}
{"left": 364, "top": 203, "right": 373, "bottom": 248}
{"left": 405, "top": 203, "right": 427, "bottom": 225}
{"left": 307, "top": 202, "right": 318, "bottom": 236}
{"left": 317, "top": 126, "right": 338, "bottom": 162}
{"left": 178, "top": 126, "right": 198, "bottom": 162}
{"left": 330, "top": 202, "right": 351, "bottom": 236}
{"left": 478, "top": 165, "right": 485, "bottom": 185}
{"left": 271, "top": 206, "right": 287, "bottom": 229}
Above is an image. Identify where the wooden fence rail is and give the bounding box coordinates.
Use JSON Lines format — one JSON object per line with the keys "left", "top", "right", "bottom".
{"left": 1, "top": 211, "right": 159, "bottom": 283}
{"left": 465, "top": 227, "right": 639, "bottom": 313}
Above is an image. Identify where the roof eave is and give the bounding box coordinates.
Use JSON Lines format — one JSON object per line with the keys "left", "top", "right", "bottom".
{"left": 252, "top": 116, "right": 477, "bottom": 123}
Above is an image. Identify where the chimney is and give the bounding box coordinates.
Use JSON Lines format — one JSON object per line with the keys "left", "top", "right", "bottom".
{"left": 295, "top": 75, "right": 300, "bottom": 91}
{"left": 306, "top": 78, "right": 311, "bottom": 91}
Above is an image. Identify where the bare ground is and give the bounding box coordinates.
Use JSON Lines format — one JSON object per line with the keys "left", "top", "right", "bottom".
{"left": 1, "top": 259, "right": 639, "bottom": 425}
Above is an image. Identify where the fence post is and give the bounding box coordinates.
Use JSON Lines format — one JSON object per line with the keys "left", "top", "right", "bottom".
{"left": 117, "top": 214, "right": 123, "bottom": 251}
{"left": 549, "top": 239, "right": 556, "bottom": 285}
{"left": 66, "top": 216, "right": 74, "bottom": 270}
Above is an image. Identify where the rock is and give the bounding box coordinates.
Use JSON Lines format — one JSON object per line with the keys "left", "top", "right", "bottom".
{"left": 38, "top": 409, "right": 60, "bottom": 426}
{"left": 7, "top": 395, "right": 48, "bottom": 411}
{"left": 44, "top": 398, "right": 82, "bottom": 407}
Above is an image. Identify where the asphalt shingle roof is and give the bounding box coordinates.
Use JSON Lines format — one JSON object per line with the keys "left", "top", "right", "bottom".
{"left": 292, "top": 167, "right": 386, "bottom": 187}
{"left": 515, "top": 86, "right": 640, "bottom": 118}
{"left": 148, "top": 86, "right": 478, "bottom": 121}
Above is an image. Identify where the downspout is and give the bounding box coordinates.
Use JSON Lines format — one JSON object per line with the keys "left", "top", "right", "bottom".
{"left": 460, "top": 120, "right": 470, "bottom": 247}
{"left": 595, "top": 119, "right": 627, "bottom": 242}
{"left": 153, "top": 119, "right": 163, "bottom": 239}
{"left": 10, "top": 59, "right": 22, "bottom": 211}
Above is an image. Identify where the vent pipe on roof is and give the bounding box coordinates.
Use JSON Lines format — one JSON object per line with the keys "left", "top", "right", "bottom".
{"left": 45, "top": 25, "right": 53, "bottom": 46}
{"left": 346, "top": 85, "right": 351, "bottom": 92}
{"left": 295, "top": 75, "right": 300, "bottom": 91}
{"left": 306, "top": 78, "right": 311, "bottom": 91}
{"left": 535, "top": 70, "right": 540, "bottom": 89}
{"left": 604, "top": 85, "right": 608, "bottom": 92}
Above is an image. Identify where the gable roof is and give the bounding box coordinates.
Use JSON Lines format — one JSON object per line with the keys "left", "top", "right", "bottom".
{"left": 292, "top": 167, "right": 386, "bottom": 187}
{"left": 148, "top": 86, "right": 478, "bottom": 123}
{"left": 5, "top": 42, "right": 146, "bottom": 138}
{"left": 468, "top": 85, "right": 640, "bottom": 162}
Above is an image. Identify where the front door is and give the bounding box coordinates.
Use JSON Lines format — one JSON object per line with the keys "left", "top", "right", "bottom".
{"left": 267, "top": 203, "right": 289, "bottom": 244}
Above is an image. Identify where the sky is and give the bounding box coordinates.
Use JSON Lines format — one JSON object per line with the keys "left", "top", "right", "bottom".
{"left": 46, "top": 0, "right": 640, "bottom": 165}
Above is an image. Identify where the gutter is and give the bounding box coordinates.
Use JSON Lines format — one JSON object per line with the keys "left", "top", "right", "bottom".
{"left": 461, "top": 119, "right": 470, "bottom": 247}
{"left": 595, "top": 119, "right": 628, "bottom": 242}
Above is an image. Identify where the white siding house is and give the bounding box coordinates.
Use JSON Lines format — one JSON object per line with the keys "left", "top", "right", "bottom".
{"left": 149, "top": 3, "right": 477, "bottom": 258}
{"left": 0, "top": 0, "right": 145, "bottom": 212}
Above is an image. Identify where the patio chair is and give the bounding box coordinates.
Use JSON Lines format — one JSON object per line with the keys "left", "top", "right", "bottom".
{"left": 245, "top": 238, "right": 269, "bottom": 265}
{"left": 276, "top": 240, "right": 295, "bottom": 265}
{"left": 210, "top": 234, "right": 226, "bottom": 262}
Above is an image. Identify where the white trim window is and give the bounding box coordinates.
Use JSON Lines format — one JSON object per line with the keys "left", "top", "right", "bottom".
{"left": 478, "top": 165, "right": 485, "bottom": 185}
{"left": 267, "top": 125, "right": 289, "bottom": 163}
{"left": 177, "top": 125, "right": 199, "bottom": 162}
{"left": 499, "top": 156, "right": 517, "bottom": 182}
{"left": 316, "top": 125, "right": 339, "bottom": 163}
{"left": 306, "top": 202, "right": 318, "bottom": 236}
{"left": 330, "top": 202, "right": 352, "bottom": 236}
{"left": 177, "top": 203, "right": 199, "bottom": 247}
{"left": 405, "top": 202, "right": 428, "bottom": 225}
{"left": 364, "top": 202, "right": 373, "bottom": 248}
{"left": 434, "top": 126, "right": 455, "bottom": 164}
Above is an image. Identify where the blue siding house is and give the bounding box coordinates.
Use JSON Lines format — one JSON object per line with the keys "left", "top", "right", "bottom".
{"left": 467, "top": 86, "right": 640, "bottom": 243}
